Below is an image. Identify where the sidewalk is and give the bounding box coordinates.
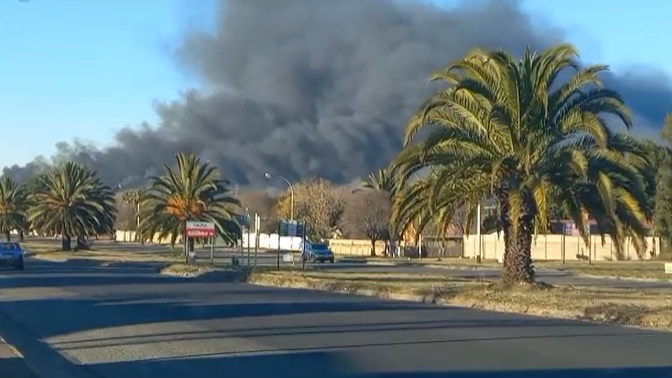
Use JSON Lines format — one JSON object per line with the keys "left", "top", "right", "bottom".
{"left": 0, "top": 337, "right": 37, "bottom": 378}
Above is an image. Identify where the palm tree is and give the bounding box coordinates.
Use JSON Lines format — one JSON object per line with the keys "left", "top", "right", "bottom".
{"left": 27, "top": 162, "right": 117, "bottom": 251}
{"left": 138, "top": 153, "right": 241, "bottom": 263}
{"left": 355, "top": 168, "right": 403, "bottom": 257}
{"left": 393, "top": 44, "right": 652, "bottom": 285}
{"left": 358, "top": 168, "right": 399, "bottom": 195}
{"left": 121, "top": 188, "right": 143, "bottom": 242}
{"left": 0, "top": 176, "right": 28, "bottom": 242}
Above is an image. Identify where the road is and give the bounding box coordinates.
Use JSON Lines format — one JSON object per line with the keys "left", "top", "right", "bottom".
{"left": 0, "top": 259, "right": 670, "bottom": 378}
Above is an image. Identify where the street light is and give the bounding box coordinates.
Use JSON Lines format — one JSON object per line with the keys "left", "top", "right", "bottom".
{"left": 264, "top": 172, "right": 294, "bottom": 220}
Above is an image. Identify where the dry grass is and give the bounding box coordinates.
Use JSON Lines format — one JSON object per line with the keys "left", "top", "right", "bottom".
{"left": 355, "top": 256, "right": 671, "bottom": 280}
{"left": 23, "top": 240, "right": 179, "bottom": 263}
{"left": 160, "top": 263, "right": 215, "bottom": 276}
{"left": 539, "top": 261, "right": 670, "bottom": 280}
{"left": 249, "top": 270, "right": 672, "bottom": 330}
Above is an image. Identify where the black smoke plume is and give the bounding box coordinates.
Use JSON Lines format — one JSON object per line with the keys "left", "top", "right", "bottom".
{"left": 4, "top": 0, "right": 671, "bottom": 186}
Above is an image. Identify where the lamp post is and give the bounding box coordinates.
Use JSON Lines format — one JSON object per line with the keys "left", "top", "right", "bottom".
{"left": 264, "top": 172, "right": 294, "bottom": 220}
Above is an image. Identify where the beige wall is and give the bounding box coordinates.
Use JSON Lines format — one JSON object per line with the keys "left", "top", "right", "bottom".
{"left": 115, "top": 230, "right": 389, "bottom": 255}
{"left": 327, "top": 239, "right": 388, "bottom": 256}
{"left": 463, "top": 233, "right": 661, "bottom": 261}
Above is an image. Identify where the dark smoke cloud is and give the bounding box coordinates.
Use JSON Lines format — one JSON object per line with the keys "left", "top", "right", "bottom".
{"left": 4, "top": 0, "right": 671, "bottom": 186}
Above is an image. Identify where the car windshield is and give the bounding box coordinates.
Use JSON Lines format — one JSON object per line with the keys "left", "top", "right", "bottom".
{"left": 312, "top": 243, "right": 328, "bottom": 250}
{"left": 0, "top": 243, "right": 20, "bottom": 250}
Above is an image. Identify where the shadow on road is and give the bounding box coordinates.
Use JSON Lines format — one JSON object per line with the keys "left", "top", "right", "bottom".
{"left": 2, "top": 257, "right": 671, "bottom": 378}
{"left": 0, "top": 355, "right": 38, "bottom": 378}
{"left": 87, "top": 351, "right": 672, "bottom": 378}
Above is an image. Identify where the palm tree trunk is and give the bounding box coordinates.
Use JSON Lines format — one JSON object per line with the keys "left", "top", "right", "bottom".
{"left": 497, "top": 191, "right": 535, "bottom": 285}
{"left": 61, "top": 234, "right": 71, "bottom": 251}
{"left": 19, "top": 230, "right": 24, "bottom": 242}
{"left": 370, "top": 239, "right": 376, "bottom": 257}
{"left": 4, "top": 232, "right": 10, "bottom": 242}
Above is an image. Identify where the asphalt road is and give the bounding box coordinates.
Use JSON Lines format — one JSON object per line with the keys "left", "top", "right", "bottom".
{"left": 0, "top": 259, "right": 670, "bottom": 378}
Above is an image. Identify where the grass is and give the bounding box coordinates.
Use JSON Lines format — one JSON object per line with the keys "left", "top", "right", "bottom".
{"left": 539, "top": 261, "right": 671, "bottom": 280}
{"left": 249, "top": 270, "right": 672, "bottom": 330}
{"left": 159, "top": 263, "right": 216, "bottom": 276}
{"left": 349, "top": 256, "right": 672, "bottom": 280}
{"left": 22, "top": 239, "right": 179, "bottom": 263}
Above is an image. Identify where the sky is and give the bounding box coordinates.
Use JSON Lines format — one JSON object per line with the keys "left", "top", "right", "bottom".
{"left": 0, "top": 0, "right": 670, "bottom": 168}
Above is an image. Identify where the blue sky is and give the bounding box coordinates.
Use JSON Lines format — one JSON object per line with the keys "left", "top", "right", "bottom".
{"left": 0, "top": 0, "right": 670, "bottom": 168}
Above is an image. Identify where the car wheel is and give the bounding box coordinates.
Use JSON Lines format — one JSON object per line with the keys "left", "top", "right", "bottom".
{"left": 16, "top": 259, "right": 24, "bottom": 270}
{"left": 329, "top": 258, "right": 334, "bottom": 263}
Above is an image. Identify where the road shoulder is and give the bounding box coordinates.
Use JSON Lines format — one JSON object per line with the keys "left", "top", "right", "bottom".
{"left": 0, "top": 336, "right": 38, "bottom": 378}
{"left": 0, "top": 304, "right": 96, "bottom": 378}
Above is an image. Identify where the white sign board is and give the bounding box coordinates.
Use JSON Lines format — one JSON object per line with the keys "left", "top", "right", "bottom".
{"left": 186, "top": 221, "right": 216, "bottom": 238}
{"left": 187, "top": 221, "right": 215, "bottom": 229}
{"left": 282, "top": 253, "right": 294, "bottom": 263}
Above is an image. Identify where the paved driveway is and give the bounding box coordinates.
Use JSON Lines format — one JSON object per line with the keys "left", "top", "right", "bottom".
{"left": 0, "top": 259, "right": 670, "bottom": 378}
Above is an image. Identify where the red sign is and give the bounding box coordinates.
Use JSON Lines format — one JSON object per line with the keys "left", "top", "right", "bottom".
{"left": 186, "top": 221, "right": 216, "bottom": 238}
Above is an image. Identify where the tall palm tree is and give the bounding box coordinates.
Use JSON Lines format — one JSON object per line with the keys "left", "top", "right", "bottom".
{"left": 138, "top": 153, "right": 241, "bottom": 263}
{"left": 393, "top": 44, "right": 652, "bottom": 285}
{"left": 27, "top": 162, "right": 117, "bottom": 251}
{"left": 121, "top": 188, "right": 144, "bottom": 241}
{"left": 0, "top": 176, "right": 28, "bottom": 242}
{"left": 356, "top": 168, "right": 403, "bottom": 257}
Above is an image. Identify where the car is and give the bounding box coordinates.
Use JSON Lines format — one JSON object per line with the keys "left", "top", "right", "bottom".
{"left": 301, "top": 241, "right": 335, "bottom": 263}
{"left": 0, "top": 242, "right": 24, "bottom": 270}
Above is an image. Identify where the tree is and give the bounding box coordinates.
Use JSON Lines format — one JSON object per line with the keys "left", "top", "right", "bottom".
{"left": 27, "top": 162, "right": 117, "bottom": 251}
{"left": 653, "top": 115, "right": 672, "bottom": 252}
{"left": 138, "top": 153, "right": 241, "bottom": 262}
{"left": 275, "top": 178, "right": 344, "bottom": 240}
{"left": 393, "top": 44, "right": 652, "bottom": 285}
{"left": 121, "top": 188, "right": 145, "bottom": 243}
{"left": 121, "top": 189, "right": 142, "bottom": 229}
{"left": 114, "top": 193, "right": 137, "bottom": 231}
{"left": 0, "top": 176, "right": 27, "bottom": 242}
{"left": 358, "top": 168, "right": 399, "bottom": 195}
{"left": 238, "top": 189, "right": 277, "bottom": 233}
{"left": 343, "top": 190, "right": 391, "bottom": 256}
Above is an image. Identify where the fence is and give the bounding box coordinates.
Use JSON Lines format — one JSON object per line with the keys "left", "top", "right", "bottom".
{"left": 463, "top": 233, "right": 661, "bottom": 261}
{"left": 116, "top": 228, "right": 660, "bottom": 261}
{"left": 114, "top": 230, "right": 304, "bottom": 251}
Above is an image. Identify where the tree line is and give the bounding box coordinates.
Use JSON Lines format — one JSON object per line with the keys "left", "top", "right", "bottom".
{"left": 2, "top": 43, "right": 672, "bottom": 285}
{"left": 0, "top": 154, "right": 242, "bottom": 256}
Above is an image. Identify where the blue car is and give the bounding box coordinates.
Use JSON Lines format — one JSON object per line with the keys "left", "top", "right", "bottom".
{"left": 0, "top": 242, "right": 24, "bottom": 270}
{"left": 301, "top": 241, "right": 335, "bottom": 263}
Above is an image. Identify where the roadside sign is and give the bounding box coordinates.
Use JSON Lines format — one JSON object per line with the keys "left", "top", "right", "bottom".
{"left": 235, "top": 214, "right": 250, "bottom": 227}
{"left": 186, "top": 221, "right": 216, "bottom": 238}
{"left": 280, "top": 220, "right": 304, "bottom": 237}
